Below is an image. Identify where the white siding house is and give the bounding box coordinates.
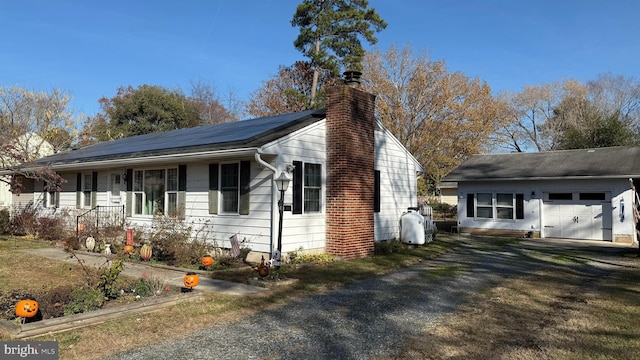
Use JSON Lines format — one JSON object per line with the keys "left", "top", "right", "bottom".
{"left": 18, "top": 84, "right": 422, "bottom": 259}
{"left": 444, "top": 146, "right": 640, "bottom": 244}
{"left": 1, "top": 133, "right": 54, "bottom": 209}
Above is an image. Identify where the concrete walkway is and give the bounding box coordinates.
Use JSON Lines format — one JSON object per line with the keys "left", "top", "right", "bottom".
{"left": 23, "top": 247, "right": 266, "bottom": 296}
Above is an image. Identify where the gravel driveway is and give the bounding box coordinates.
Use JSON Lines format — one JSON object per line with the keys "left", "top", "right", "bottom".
{"left": 104, "top": 238, "right": 636, "bottom": 360}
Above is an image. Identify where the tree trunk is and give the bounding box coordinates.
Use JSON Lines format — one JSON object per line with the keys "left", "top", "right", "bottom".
{"left": 310, "top": 38, "right": 321, "bottom": 106}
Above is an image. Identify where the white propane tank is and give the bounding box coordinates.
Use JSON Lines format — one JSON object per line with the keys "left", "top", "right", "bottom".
{"left": 400, "top": 208, "right": 426, "bottom": 245}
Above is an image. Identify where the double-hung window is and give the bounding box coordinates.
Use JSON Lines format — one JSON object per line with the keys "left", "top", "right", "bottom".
{"left": 208, "top": 161, "right": 250, "bottom": 215}
{"left": 292, "top": 160, "right": 322, "bottom": 214}
{"left": 303, "top": 163, "right": 321, "bottom": 212}
{"left": 44, "top": 182, "right": 59, "bottom": 208}
{"left": 83, "top": 174, "right": 92, "bottom": 208}
{"left": 468, "top": 192, "right": 524, "bottom": 220}
{"left": 76, "top": 172, "right": 96, "bottom": 209}
{"left": 220, "top": 163, "right": 240, "bottom": 213}
{"left": 133, "top": 168, "right": 178, "bottom": 216}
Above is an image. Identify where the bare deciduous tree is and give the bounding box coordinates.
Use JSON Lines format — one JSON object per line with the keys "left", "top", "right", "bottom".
{"left": 188, "top": 80, "right": 239, "bottom": 125}
{"left": 497, "top": 80, "right": 586, "bottom": 152}
{"left": 362, "top": 44, "right": 509, "bottom": 188}
{"left": 0, "top": 86, "right": 77, "bottom": 193}
{"left": 246, "top": 61, "right": 338, "bottom": 118}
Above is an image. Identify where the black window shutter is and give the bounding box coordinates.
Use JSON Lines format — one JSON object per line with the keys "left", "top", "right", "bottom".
{"left": 126, "top": 169, "right": 133, "bottom": 191}
{"left": 516, "top": 193, "right": 524, "bottom": 219}
{"left": 178, "top": 165, "right": 187, "bottom": 219}
{"left": 208, "top": 164, "right": 219, "bottom": 214}
{"left": 374, "top": 170, "right": 381, "bottom": 213}
{"left": 292, "top": 160, "right": 303, "bottom": 214}
{"left": 91, "top": 171, "right": 98, "bottom": 207}
{"left": 239, "top": 161, "right": 250, "bottom": 215}
{"left": 178, "top": 165, "right": 187, "bottom": 191}
{"left": 466, "top": 193, "right": 475, "bottom": 218}
{"left": 76, "top": 173, "right": 82, "bottom": 209}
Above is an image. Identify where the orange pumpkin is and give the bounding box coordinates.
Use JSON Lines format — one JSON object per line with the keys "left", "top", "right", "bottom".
{"left": 184, "top": 273, "right": 199, "bottom": 288}
{"left": 123, "top": 245, "right": 134, "bottom": 253}
{"left": 140, "top": 244, "right": 152, "bottom": 261}
{"left": 201, "top": 255, "right": 213, "bottom": 267}
{"left": 16, "top": 299, "right": 39, "bottom": 318}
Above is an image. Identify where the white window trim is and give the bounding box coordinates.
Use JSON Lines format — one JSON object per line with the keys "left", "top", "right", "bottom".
{"left": 132, "top": 168, "right": 178, "bottom": 216}
{"left": 303, "top": 162, "right": 322, "bottom": 213}
{"left": 474, "top": 192, "right": 516, "bottom": 221}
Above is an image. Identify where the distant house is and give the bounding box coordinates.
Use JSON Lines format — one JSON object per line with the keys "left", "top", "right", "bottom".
{"left": 19, "top": 82, "right": 423, "bottom": 259}
{"left": 443, "top": 146, "right": 640, "bottom": 244}
{"left": 436, "top": 181, "right": 458, "bottom": 206}
{"left": 1, "top": 133, "right": 54, "bottom": 209}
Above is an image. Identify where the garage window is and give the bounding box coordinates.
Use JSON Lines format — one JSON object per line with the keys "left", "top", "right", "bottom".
{"left": 549, "top": 192, "right": 573, "bottom": 200}
{"left": 472, "top": 192, "right": 524, "bottom": 220}
{"left": 579, "top": 192, "right": 605, "bottom": 201}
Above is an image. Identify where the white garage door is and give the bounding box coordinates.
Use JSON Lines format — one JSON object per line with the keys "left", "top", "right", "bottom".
{"left": 542, "top": 192, "right": 612, "bottom": 241}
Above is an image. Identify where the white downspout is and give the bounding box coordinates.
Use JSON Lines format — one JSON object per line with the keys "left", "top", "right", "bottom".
{"left": 255, "top": 151, "right": 277, "bottom": 174}
{"left": 255, "top": 151, "right": 277, "bottom": 256}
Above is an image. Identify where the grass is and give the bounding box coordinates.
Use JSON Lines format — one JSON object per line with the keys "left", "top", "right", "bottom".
{"left": 0, "top": 236, "right": 87, "bottom": 292}
{"left": 389, "top": 242, "right": 640, "bottom": 360}
{"left": 2, "top": 234, "right": 639, "bottom": 360}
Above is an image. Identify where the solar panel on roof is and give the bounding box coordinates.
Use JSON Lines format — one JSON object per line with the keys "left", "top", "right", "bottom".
{"left": 39, "top": 109, "right": 325, "bottom": 164}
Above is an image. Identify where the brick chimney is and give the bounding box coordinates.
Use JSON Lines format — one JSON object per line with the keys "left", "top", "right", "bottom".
{"left": 325, "top": 72, "right": 376, "bottom": 259}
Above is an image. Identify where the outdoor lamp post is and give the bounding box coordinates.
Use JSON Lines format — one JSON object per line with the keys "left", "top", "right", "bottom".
{"left": 275, "top": 171, "right": 290, "bottom": 269}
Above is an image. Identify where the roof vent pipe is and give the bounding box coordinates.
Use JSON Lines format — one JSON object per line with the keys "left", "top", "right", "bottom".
{"left": 343, "top": 70, "right": 362, "bottom": 88}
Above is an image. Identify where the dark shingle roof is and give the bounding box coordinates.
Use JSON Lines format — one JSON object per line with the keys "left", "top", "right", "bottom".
{"left": 39, "top": 109, "right": 326, "bottom": 165}
{"left": 444, "top": 146, "right": 640, "bottom": 182}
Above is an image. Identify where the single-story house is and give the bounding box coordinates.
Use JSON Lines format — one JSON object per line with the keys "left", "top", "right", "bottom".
{"left": 12, "top": 82, "right": 423, "bottom": 259}
{"left": 443, "top": 146, "right": 640, "bottom": 244}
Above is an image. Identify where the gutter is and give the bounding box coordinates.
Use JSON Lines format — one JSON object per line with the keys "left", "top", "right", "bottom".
{"left": 9, "top": 148, "right": 261, "bottom": 173}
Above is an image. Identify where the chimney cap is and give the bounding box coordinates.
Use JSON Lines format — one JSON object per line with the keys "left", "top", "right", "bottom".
{"left": 343, "top": 70, "right": 362, "bottom": 88}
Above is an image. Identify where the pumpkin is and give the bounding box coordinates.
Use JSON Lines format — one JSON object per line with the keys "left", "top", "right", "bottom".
{"left": 16, "top": 299, "right": 39, "bottom": 318}
{"left": 123, "top": 244, "right": 134, "bottom": 253}
{"left": 201, "top": 255, "right": 213, "bottom": 267}
{"left": 140, "top": 244, "right": 152, "bottom": 261}
{"left": 184, "top": 272, "right": 199, "bottom": 288}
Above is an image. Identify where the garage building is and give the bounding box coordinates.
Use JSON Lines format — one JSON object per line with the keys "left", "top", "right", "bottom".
{"left": 443, "top": 146, "right": 640, "bottom": 244}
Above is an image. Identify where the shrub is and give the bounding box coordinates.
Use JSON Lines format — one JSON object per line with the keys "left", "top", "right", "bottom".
{"left": 64, "top": 287, "right": 104, "bottom": 315}
{"left": 63, "top": 236, "right": 80, "bottom": 251}
{"left": 10, "top": 203, "right": 38, "bottom": 236}
{"left": 0, "top": 208, "right": 10, "bottom": 234}
{"left": 36, "top": 216, "right": 67, "bottom": 241}
{"left": 133, "top": 280, "right": 152, "bottom": 298}
{"left": 289, "top": 247, "right": 336, "bottom": 264}
{"left": 96, "top": 259, "right": 125, "bottom": 299}
{"left": 146, "top": 216, "right": 214, "bottom": 266}
{"left": 374, "top": 239, "right": 406, "bottom": 255}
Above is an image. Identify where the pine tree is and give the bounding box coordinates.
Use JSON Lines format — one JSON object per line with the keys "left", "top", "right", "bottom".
{"left": 291, "top": 0, "right": 386, "bottom": 105}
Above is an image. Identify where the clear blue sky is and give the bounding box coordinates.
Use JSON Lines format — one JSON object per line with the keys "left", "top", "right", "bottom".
{"left": 1, "top": 0, "right": 638, "bottom": 118}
